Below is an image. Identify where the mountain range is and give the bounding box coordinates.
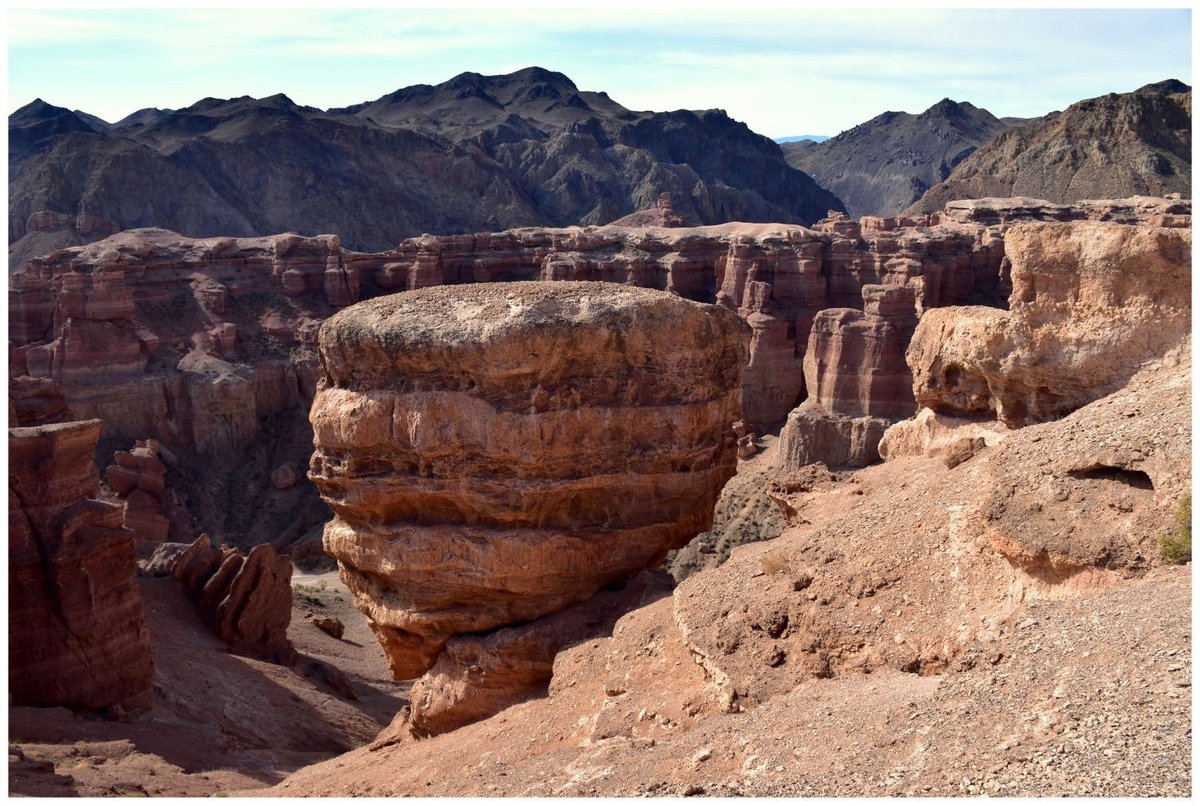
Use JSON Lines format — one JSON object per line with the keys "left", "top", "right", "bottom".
{"left": 781, "top": 99, "right": 1024, "bottom": 218}
{"left": 908, "top": 79, "right": 1191, "bottom": 213}
{"left": 8, "top": 67, "right": 842, "bottom": 264}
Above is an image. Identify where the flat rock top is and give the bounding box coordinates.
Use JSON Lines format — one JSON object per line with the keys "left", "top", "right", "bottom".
{"left": 9, "top": 418, "right": 102, "bottom": 440}
{"left": 323, "top": 280, "right": 744, "bottom": 349}
{"left": 318, "top": 281, "right": 750, "bottom": 406}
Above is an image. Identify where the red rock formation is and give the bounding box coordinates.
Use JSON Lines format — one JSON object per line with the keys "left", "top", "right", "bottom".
{"left": 310, "top": 282, "right": 750, "bottom": 682}
{"left": 7, "top": 199, "right": 1184, "bottom": 548}
{"left": 8, "top": 419, "right": 154, "bottom": 713}
{"left": 9, "top": 375, "right": 73, "bottom": 426}
{"left": 408, "top": 571, "right": 673, "bottom": 735}
{"left": 171, "top": 535, "right": 297, "bottom": 664}
{"left": 779, "top": 284, "right": 920, "bottom": 469}
{"left": 105, "top": 440, "right": 171, "bottom": 556}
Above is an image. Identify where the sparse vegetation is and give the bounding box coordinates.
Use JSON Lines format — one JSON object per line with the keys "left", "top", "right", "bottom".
{"left": 1160, "top": 493, "right": 1191, "bottom": 564}
{"left": 292, "top": 580, "right": 343, "bottom": 609}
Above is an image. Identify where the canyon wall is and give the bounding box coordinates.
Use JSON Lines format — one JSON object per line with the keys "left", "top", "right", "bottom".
{"left": 8, "top": 198, "right": 1186, "bottom": 550}
{"left": 8, "top": 419, "right": 154, "bottom": 713}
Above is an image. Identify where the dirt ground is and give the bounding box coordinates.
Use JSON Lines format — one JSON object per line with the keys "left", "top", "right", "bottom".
{"left": 8, "top": 567, "right": 406, "bottom": 797}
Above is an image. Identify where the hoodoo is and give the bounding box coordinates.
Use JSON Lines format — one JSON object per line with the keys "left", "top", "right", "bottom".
{"left": 309, "top": 281, "right": 751, "bottom": 697}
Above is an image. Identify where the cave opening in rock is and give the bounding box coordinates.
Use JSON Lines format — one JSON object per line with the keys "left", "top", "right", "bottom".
{"left": 1067, "top": 465, "right": 1155, "bottom": 490}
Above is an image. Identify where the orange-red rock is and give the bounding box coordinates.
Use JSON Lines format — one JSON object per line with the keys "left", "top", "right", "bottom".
{"left": 8, "top": 419, "right": 154, "bottom": 712}
{"left": 310, "top": 281, "right": 750, "bottom": 680}
{"left": 170, "top": 535, "right": 297, "bottom": 664}
{"left": 105, "top": 440, "right": 170, "bottom": 555}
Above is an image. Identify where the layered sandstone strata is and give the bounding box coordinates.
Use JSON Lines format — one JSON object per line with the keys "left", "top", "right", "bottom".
{"left": 8, "top": 419, "right": 154, "bottom": 712}
{"left": 171, "top": 534, "right": 297, "bottom": 664}
{"left": 778, "top": 284, "right": 919, "bottom": 469}
{"left": 310, "top": 281, "right": 750, "bottom": 680}
{"left": 8, "top": 199, "right": 1183, "bottom": 550}
{"left": 907, "top": 221, "right": 1191, "bottom": 426}
{"left": 105, "top": 440, "right": 171, "bottom": 556}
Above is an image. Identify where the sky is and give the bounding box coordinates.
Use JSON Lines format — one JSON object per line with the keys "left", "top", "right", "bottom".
{"left": 7, "top": 3, "right": 1194, "bottom": 139}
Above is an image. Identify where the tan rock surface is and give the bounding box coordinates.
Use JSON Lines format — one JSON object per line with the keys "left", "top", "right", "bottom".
{"left": 908, "top": 221, "right": 1191, "bottom": 425}
{"left": 265, "top": 342, "right": 1190, "bottom": 795}
{"left": 310, "top": 281, "right": 750, "bottom": 679}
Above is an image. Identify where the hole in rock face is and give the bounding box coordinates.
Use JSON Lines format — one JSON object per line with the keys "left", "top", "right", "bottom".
{"left": 1067, "top": 465, "right": 1155, "bottom": 490}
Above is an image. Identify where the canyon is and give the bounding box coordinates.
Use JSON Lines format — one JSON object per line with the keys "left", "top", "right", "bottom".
{"left": 7, "top": 195, "right": 1191, "bottom": 797}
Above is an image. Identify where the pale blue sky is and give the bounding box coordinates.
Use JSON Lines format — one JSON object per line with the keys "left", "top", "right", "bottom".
{"left": 7, "top": 5, "right": 1193, "bottom": 138}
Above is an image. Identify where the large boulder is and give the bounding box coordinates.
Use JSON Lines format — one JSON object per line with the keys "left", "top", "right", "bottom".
{"left": 309, "top": 281, "right": 750, "bottom": 680}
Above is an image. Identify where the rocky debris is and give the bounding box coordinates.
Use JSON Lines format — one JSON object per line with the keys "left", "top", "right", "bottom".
{"left": 305, "top": 613, "right": 346, "bottom": 640}
{"left": 408, "top": 571, "right": 674, "bottom": 735}
{"left": 908, "top": 221, "right": 1191, "bottom": 426}
{"left": 105, "top": 440, "right": 171, "bottom": 556}
{"left": 263, "top": 562, "right": 1192, "bottom": 797}
{"left": 909, "top": 83, "right": 1191, "bottom": 213}
{"left": 8, "top": 419, "right": 154, "bottom": 713}
{"left": 977, "top": 341, "right": 1191, "bottom": 581}
{"left": 878, "top": 407, "right": 1011, "bottom": 462}
{"left": 170, "top": 535, "right": 297, "bottom": 664}
{"left": 310, "top": 281, "right": 750, "bottom": 682}
{"left": 941, "top": 436, "right": 986, "bottom": 469}
{"left": 667, "top": 437, "right": 788, "bottom": 581}
{"left": 674, "top": 339, "right": 1190, "bottom": 717}
{"left": 141, "top": 541, "right": 192, "bottom": 577}
{"left": 784, "top": 98, "right": 1014, "bottom": 217}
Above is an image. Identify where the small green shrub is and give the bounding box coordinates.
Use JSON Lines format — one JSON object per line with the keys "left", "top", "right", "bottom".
{"left": 1160, "top": 493, "right": 1191, "bottom": 564}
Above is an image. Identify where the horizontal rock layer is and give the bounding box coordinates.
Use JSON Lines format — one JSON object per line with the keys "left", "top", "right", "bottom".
{"left": 7, "top": 198, "right": 1186, "bottom": 548}
{"left": 908, "top": 221, "right": 1192, "bottom": 426}
{"left": 310, "top": 282, "right": 749, "bottom": 679}
{"left": 8, "top": 419, "right": 154, "bottom": 712}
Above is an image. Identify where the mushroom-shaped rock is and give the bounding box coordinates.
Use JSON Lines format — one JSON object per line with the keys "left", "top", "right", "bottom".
{"left": 309, "top": 281, "right": 751, "bottom": 679}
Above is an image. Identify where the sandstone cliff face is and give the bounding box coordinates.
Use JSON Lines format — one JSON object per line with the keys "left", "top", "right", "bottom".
{"left": 10, "top": 215, "right": 1012, "bottom": 550}
{"left": 310, "top": 282, "right": 750, "bottom": 685}
{"left": 8, "top": 419, "right": 154, "bottom": 712}
{"left": 9, "top": 229, "right": 349, "bottom": 549}
{"left": 778, "top": 283, "right": 919, "bottom": 469}
{"left": 907, "top": 221, "right": 1191, "bottom": 426}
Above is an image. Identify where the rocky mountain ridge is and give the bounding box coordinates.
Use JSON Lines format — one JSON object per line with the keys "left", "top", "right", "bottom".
{"left": 783, "top": 98, "right": 1014, "bottom": 218}
{"left": 8, "top": 66, "right": 842, "bottom": 264}
{"left": 909, "top": 81, "right": 1191, "bottom": 213}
